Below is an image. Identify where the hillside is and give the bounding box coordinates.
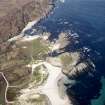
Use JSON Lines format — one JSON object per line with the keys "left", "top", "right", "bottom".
{"left": 0, "top": 0, "right": 52, "bottom": 43}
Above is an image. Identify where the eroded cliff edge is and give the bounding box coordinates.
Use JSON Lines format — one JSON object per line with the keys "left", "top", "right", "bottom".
{"left": 0, "top": 0, "right": 53, "bottom": 43}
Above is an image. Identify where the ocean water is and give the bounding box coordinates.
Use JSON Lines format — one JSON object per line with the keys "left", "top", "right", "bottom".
{"left": 91, "top": 77, "right": 105, "bottom": 105}
{"left": 25, "top": 0, "right": 105, "bottom": 105}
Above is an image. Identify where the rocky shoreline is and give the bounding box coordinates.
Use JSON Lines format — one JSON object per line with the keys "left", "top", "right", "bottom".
{"left": 0, "top": 29, "right": 95, "bottom": 105}
{"left": 0, "top": 1, "right": 96, "bottom": 105}
{"left": 0, "top": 0, "right": 53, "bottom": 45}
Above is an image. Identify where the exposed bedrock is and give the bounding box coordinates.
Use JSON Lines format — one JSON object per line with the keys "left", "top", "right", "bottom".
{"left": 0, "top": 0, "right": 53, "bottom": 43}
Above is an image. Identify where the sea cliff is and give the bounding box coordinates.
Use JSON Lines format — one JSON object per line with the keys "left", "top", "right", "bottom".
{"left": 0, "top": 0, "right": 53, "bottom": 43}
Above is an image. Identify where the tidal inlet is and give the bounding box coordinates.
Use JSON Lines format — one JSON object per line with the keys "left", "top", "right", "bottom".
{"left": 0, "top": 0, "right": 104, "bottom": 105}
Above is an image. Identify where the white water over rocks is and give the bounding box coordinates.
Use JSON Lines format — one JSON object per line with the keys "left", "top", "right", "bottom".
{"left": 59, "top": 0, "right": 65, "bottom": 3}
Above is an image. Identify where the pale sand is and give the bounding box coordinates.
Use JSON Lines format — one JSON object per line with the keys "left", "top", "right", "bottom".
{"left": 41, "top": 62, "right": 72, "bottom": 105}
{"left": 27, "top": 62, "right": 73, "bottom": 105}
{"left": 20, "top": 35, "right": 40, "bottom": 42}
{"left": 21, "top": 20, "right": 38, "bottom": 34}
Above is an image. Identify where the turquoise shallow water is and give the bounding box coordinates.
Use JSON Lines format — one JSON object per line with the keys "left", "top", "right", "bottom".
{"left": 91, "top": 77, "right": 105, "bottom": 105}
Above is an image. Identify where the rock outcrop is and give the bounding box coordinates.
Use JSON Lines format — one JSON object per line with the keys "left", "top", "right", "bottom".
{"left": 0, "top": 29, "right": 96, "bottom": 105}
{"left": 0, "top": 0, "right": 53, "bottom": 43}
{"left": 61, "top": 52, "right": 95, "bottom": 78}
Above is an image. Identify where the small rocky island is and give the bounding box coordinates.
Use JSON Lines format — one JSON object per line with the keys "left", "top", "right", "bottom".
{"left": 0, "top": 0, "right": 96, "bottom": 105}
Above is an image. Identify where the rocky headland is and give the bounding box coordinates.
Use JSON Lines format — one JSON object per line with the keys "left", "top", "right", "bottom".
{"left": 0, "top": 1, "right": 96, "bottom": 105}
{"left": 0, "top": 28, "right": 95, "bottom": 105}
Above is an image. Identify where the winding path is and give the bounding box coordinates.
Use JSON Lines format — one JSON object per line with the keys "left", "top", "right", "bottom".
{"left": 0, "top": 72, "right": 18, "bottom": 104}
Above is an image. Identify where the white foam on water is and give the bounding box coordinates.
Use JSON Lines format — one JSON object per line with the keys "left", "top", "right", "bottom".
{"left": 59, "top": 0, "right": 65, "bottom": 3}
{"left": 19, "top": 61, "right": 73, "bottom": 105}
{"left": 83, "top": 46, "right": 91, "bottom": 52}
{"left": 21, "top": 20, "right": 38, "bottom": 35}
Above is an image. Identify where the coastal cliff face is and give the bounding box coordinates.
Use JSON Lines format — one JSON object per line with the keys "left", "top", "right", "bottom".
{"left": 0, "top": 29, "right": 96, "bottom": 105}
{"left": 0, "top": 0, "right": 52, "bottom": 43}
{"left": 0, "top": 1, "right": 97, "bottom": 104}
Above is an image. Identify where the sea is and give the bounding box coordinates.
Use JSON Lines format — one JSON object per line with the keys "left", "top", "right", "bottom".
{"left": 25, "top": 0, "right": 105, "bottom": 105}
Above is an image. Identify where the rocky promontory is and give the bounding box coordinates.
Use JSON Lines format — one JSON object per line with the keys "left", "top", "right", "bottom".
{"left": 0, "top": 2, "right": 96, "bottom": 104}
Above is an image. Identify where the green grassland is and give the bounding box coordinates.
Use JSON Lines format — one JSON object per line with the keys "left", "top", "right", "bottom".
{"left": 0, "top": 37, "right": 50, "bottom": 104}
{"left": 59, "top": 53, "right": 73, "bottom": 67}
{"left": 31, "top": 65, "right": 48, "bottom": 86}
